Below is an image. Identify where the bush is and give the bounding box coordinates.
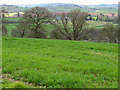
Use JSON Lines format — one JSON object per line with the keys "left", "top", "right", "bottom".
{"left": 101, "top": 23, "right": 118, "bottom": 43}
{"left": 49, "top": 30, "right": 66, "bottom": 40}
{"left": 8, "top": 82, "right": 28, "bottom": 88}
{"left": 27, "top": 30, "right": 47, "bottom": 39}
{"left": 2, "top": 25, "right": 8, "bottom": 37}
{"left": 86, "top": 28, "right": 105, "bottom": 42}
{"left": 11, "top": 24, "right": 28, "bottom": 38}
{"left": 112, "top": 16, "right": 118, "bottom": 24}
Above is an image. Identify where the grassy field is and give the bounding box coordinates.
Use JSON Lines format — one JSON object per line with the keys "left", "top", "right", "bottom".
{"left": 5, "top": 17, "right": 20, "bottom": 22}
{"left": 2, "top": 37, "right": 118, "bottom": 88}
{"left": 87, "top": 21, "right": 106, "bottom": 28}
{"left": 6, "top": 23, "right": 18, "bottom": 36}
{"left": 4, "top": 12, "right": 24, "bottom": 17}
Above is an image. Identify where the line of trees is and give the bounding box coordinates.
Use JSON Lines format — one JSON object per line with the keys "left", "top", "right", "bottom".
{"left": 2, "top": 7, "right": 119, "bottom": 43}
{"left": 11, "top": 7, "right": 89, "bottom": 41}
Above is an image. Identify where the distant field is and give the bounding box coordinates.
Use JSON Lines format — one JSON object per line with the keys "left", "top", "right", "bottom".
{"left": 2, "top": 37, "right": 118, "bottom": 88}
{"left": 6, "top": 23, "right": 18, "bottom": 36}
{"left": 87, "top": 21, "right": 106, "bottom": 28}
{"left": 4, "top": 12, "right": 24, "bottom": 17}
{"left": 5, "top": 17, "right": 20, "bottom": 22}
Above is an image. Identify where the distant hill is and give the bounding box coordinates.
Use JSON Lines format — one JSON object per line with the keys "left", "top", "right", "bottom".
{"left": 40, "top": 3, "right": 74, "bottom": 6}
{"left": 1, "top": 4, "right": 28, "bottom": 12}
{"left": 16, "top": 3, "right": 82, "bottom": 12}
{"left": 17, "top": 3, "right": 77, "bottom": 7}
{"left": 16, "top": 4, "right": 40, "bottom": 8}
{"left": 1, "top": 3, "right": 118, "bottom": 14}
{"left": 16, "top": 3, "right": 118, "bottom": 8}
{"left": 87, "top": 4, "right": 118, "bottom": 8}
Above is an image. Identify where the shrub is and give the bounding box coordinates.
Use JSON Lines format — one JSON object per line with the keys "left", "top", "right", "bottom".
{"left": 27, "top": 30, "right": 47, "bottom": 39}
{"left": 2, "top": 25, "right": 8, "bottom": 37}
{"left": 8, "top": 82, "right": 28, "bottom": 88}
{"left": 50, "top": 30, "right": 66, "bottom": 40}
{"left": 101, "top": 23, "right": 118, "bottom": 43}
{"left": 11, "top": 24, "right": 28, "bottom": 38}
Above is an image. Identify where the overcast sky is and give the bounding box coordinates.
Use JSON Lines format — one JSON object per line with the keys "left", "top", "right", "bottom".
{"left": 0, "top": 0, "right": 119, "bottom": 5}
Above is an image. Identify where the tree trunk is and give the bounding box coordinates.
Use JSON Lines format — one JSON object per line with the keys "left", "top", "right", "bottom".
{"left": 21, "top": 31, "right": 25, "bottom": 38}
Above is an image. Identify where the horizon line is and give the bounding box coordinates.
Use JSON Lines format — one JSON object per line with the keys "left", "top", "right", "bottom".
{"left": 1, "top": 2, "right": 118, "bottom": 6}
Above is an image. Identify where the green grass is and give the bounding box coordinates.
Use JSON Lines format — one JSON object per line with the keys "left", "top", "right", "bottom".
{"left": 5, "top": 17, "right": 20, "bottom": 22}
{"left": 5, "top": 23, "right": 17, "bottom": 36}
{"left": 2, "top": 78, "right": 41, "bottom": 88}
{"left": 87, "top": 21, "right": 106, "bottom": 28}
{"left": 2, "top": 37, "right": 118, "bottom": 88}
{"left": 95, "top": 26, "right": 103, "bottom": 29}
{"left": 2, "top": 78, "right": 29, "bottom": 88}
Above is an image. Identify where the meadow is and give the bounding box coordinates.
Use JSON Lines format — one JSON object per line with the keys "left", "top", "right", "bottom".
{"left": 5, "top": 17, "right": 20, "bottom": 22}
{"left": 2, "top": 37, "right": 118, "bottom": 88}
{"left": 6, "top": 23, "right": 18, "bottom": 36}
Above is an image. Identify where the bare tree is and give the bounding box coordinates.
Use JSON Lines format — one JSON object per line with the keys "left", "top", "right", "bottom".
{"left": 68, "top": 9, "right": 88, "bottom": 40}
{"left": 50, "top": 9, "right": 88, "bottom": 40}
{"left": 21, "top": 6, "right": 52, "bottom": 38}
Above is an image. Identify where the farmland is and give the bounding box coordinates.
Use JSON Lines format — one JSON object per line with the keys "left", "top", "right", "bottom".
{"left": 4, "top": 12, "right": 24, "bottom": 17}
{"left": 2, "top": 37, "right": 118, "bottom": 88}
{"left": 5, "top": 17, "right": 20, "bottom": 22}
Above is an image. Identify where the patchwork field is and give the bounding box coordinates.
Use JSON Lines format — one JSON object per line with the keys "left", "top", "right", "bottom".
{"left": 5, "top": 17, "right": 20, "bottom": 22}
{"left": 4, "top": 12, "right": 24, "bottom": 17}
{"left": 2, "top": 37, "right": 118, "bottom": 88}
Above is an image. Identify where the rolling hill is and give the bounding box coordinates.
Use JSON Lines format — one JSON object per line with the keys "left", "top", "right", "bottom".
{"left": 1, "top": 3, "right": 118, "bottom": 13}
{"left": 1, "top": 5, "right": 28, "bottom": 12}
{"left": 2, "top": 37, "right": 118, "bottom": 88}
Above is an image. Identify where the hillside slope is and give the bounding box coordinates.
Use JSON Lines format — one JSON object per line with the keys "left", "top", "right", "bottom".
{"left": 1, "top": 5, "right": 28, "bottom": 12}
{"left": 2, "top": 37, "right": 118, "bottom": 88}
{"left": 2, "top": 3, "right": 118, "bottom": 13}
